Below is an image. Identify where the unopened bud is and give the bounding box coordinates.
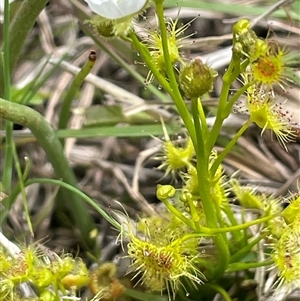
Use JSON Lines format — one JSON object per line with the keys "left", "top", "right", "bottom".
{"left": 156, "top": 184, "right": 176, "bottom": 201}
{"left": 233, "top": 19, "right": 250, "bottom": 37}
{"left": 282, "top": 195, "right": 300, "bottom": 225}
{"left": 179, "top": 58, "right": 216, "bottom": 98}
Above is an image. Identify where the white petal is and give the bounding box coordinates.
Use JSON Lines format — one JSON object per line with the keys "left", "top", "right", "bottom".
{"left": 84, "top": 0, "right": 147, "bottom": 20}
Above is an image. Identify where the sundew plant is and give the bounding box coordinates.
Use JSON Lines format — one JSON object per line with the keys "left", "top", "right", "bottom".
{"left": 0, "top": 0, "right": 300, "bottom": 301}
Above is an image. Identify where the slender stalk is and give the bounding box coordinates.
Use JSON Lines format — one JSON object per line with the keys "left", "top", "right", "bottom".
{"left": 223, "top": 81, "right": 253, "bottom": 119}
{"left": 208, "top": 214, "right": 276, "bottom": 235}
{"left": 191, "top": 97, "right": 229, "bottom": 279}
{"left": 186, "top": 196, "right": 202, "bottom": 232}
{"left": 10, "top": 0, "right": 49, "bottom": 70}
{"left": 197, "top": 99, "right": 209, "bottom": 137}
{"left": 12, "top": 143, "right": 33, "bottom": 235}
{"left": 230, "top": 233, "right": 267, "bottom": 263}
{"left": 207, "top": 54, "right": 241, "bottom": 152}
{"left": 155, "top": 1, "right": 196, "bottom": 146}
{"left": 205, "top": 283, "right": 233, "bottom": 301}
{"left": 128, "top": 32, "right": 172, "bottom": 95}
{"left": 210, "top": 119, "right": 252, "bottom": 176}
{"left": 0, "top": 98, "right": 95, "bottom": 248}
{"left": 227, "top": 259, "right": 274, "bottom": 273}
{"left": 159, "top": 197, "right": 196, "bottom": 229}
{"left": 191, "top": 97, "right": 207, "bottom": 160}
{"left": 1, "top": 0, "right": 13, "bottom": 194}
{"left": 0, "top": 0, "right": 49, "bottom": 96}
{"left": 24, "top": 178, "right": 122, "bottom": 232}
{"left": 58, "top": 50, "right": 96, "bottom": 138}
{"left": 222, "top": 205, "right": 243, "bottom": 246}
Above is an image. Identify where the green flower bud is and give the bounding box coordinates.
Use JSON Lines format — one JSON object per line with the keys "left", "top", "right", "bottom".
{"left": 179, "top": 58, "right": 217, "bottom": 98}
{"left": 282, "top": 195, "right": 300, "bottom": 225}
{"left": 156, "top": 184, "right": 176, "bottom": 201}
{"left": 250, "top": 39, "right": 269, "bottom": 60}
{"left": 61, "top": 259, "right": 90, "bottom": 289}
{"left": 233, "top": 19, "right": 250, "bottom": 36}
{"left": 230, "top": 179, "right": 262, "bottom": 209}
{"left": 180, "top": 191, "right": 192, "bottom": 203}
{"left": 233, "top": 42, "right": 243, "bottom": 54}
{"left": 39, "top": 291, "right": 56, "bottom": 301}
{"left": 232, "top": 18, "right": 261, "bottom": 61}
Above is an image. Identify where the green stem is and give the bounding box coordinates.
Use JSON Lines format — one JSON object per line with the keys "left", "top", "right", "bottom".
{"left": 25, "top": 178, "right": 121, "bottom": 232}
{"left": 205, "top": 283, "right": 233, "bottom": 301}
{"left": 190, "top": 213, "right": 276, "bottom": 236}
{"left": 208, "top": 214, "right": 276, "bottom": 235}
{"left": 155, "top": 2, "right": 196, "bottom": 146}
{"left": 191, "top": 97, "right": 229, "bottom": 279}
{"left": 0, "top": 98, "right": 95, "bottom": 248}
{"left": 222, "top": 81, "right": 253, "bottom": 119}
{"left": 1, "top": 0, "right": 13, "bottom": 194}
{"left": 207, "top": 54, "right": 242, "bottom": 152}
{"left": 210, "top": 119, "right": 252, "bottom": 176}
{"left": 58, "top": 51, "right": 96, "bottom": 137}
{"left": 128, "top": 32, "right": 172, "bottom": 95}
{"left": 186, "top": 196, "right": 202, "bottom": 232}
{"left": 0, "top": 0, "right": 49, "bottom": 96}
{"left": 2, "top": 123, "right": 13, "bottom": 194}
{"left": 207, "top": 66, "right": 233, "bottom": 150}
{"left": 12, "top": 143, "right": 33, "bottom": 235}
{"left": 178, "top": 232, "right": 215, "bottom": 244}
{"left": 227, "top": 259, "right": 274, "bottom": 273}
{"left": 10, "top": 0, "right": 49, "bottom": 70}
{"left": 230, "top": 233, "right": 267, "bottom": 263}
{"left": 222, "top": 205, "right": 243, "bottom": 247}
{"left": 197, "top": 98, "right": 209, "bottom": 137}
{"left": 159, "top": 198, "right": 195, "bottom": 230}
{"left": 190, "top": 104, "right": 206, "bottom": 162}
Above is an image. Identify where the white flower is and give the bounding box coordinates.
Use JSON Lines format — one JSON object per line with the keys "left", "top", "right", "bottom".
{"left": 84, "top": 0, "right": 147, "bottom": 20}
